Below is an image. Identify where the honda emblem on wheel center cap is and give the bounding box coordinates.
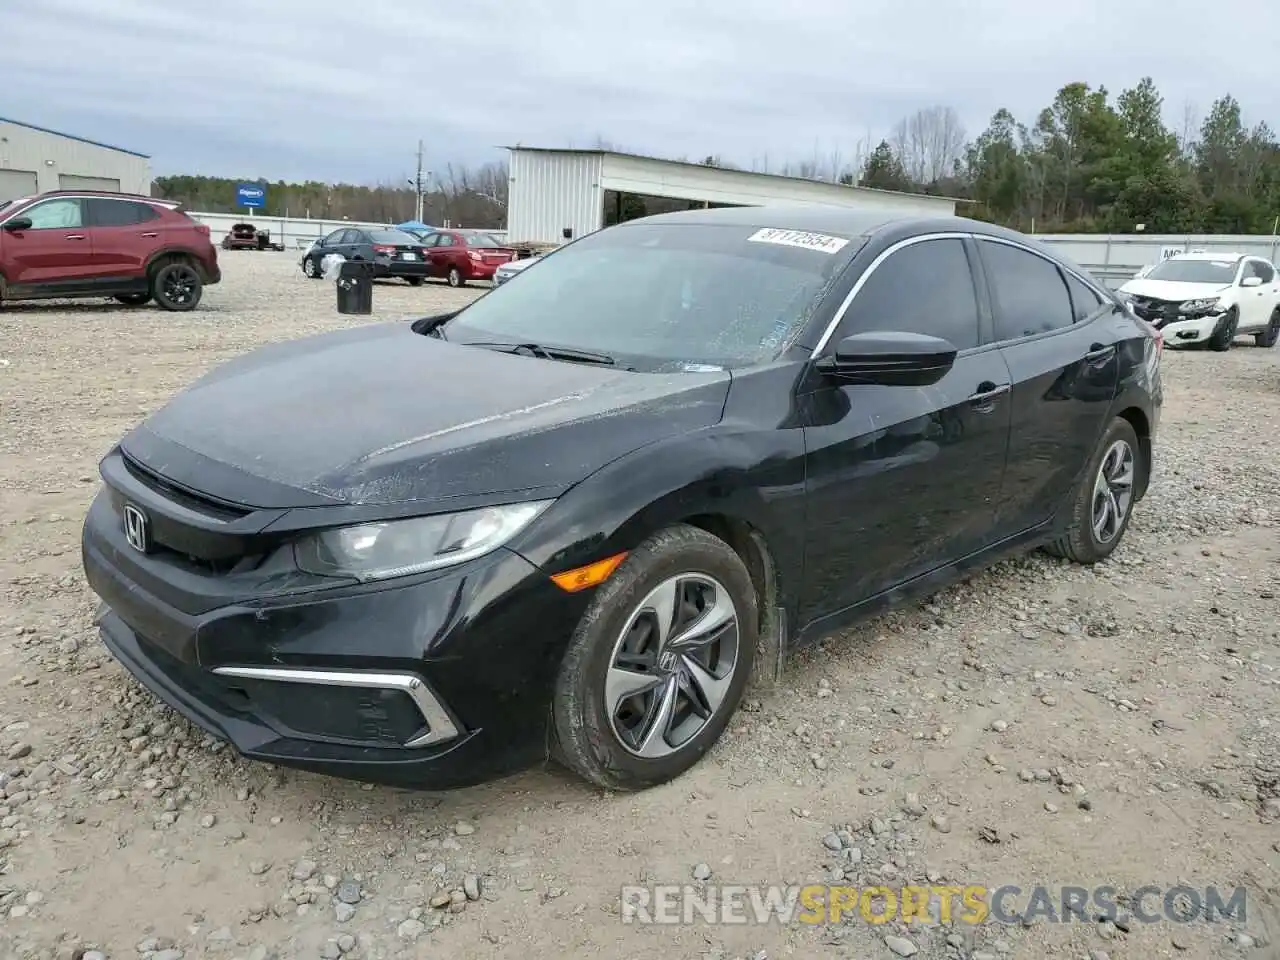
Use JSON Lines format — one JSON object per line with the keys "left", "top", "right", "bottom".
{"left": 657, "top": 650, "right": 679, "bottom": 673}
{"left": 122, "top": 503, "right": 150, "bottom": 553}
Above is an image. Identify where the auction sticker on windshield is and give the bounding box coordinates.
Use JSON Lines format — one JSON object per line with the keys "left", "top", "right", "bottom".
{"left": 747, "top": 228, "right": 850, "bottom": 254}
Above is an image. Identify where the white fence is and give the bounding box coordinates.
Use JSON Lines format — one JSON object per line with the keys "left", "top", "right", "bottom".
{"left": 1033, "top": 233, "right": 1280, "bottom": 289}
{"left": 186, "top": 211, "right": 508, "bottom": 251}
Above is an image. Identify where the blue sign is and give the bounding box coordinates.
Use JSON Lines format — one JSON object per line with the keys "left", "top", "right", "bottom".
{"left": 236, "top": 183, "right": 266, "bottom": 208}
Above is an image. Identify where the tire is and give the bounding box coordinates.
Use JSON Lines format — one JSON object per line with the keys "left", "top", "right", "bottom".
{"left": 447, "top": 266, "right": 464, "bottom": 288}
{"left": 114, "top": 293, "right": 151, "bottom": 306}
{"left": 550, "top": 524, "right": 758, "bottom": 790}
{"left": 405, "top": 276, "right": 424, "bottom": 286}
{"left": 302, "top": 256, "right": 321, "bottom": 279}
{"left": 1255, "top": 308, "right": 1280, "bottom": 348}
{"left": 150, "top": 261, "right": 203, "bottom": 312}
{"left": 1044, "top": 417, "right": 1143, "bottom": 564}
{"left": 1208, "top": 307, "right": 1238, "bottom": 351}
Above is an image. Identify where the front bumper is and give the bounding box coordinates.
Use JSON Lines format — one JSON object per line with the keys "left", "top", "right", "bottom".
{"left": 81, "top": 491, "right": 588, "bottom": 788}
{"left": 1156, "top": 312, "right": 1223, "bottom": 345}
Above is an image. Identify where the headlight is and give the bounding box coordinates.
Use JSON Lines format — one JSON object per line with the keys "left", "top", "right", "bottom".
{"left": 295, "top": 501, "right": 552, "bottom": 582}
{"left": 1180, "top": 297, "right": 1221, "bottom": 313}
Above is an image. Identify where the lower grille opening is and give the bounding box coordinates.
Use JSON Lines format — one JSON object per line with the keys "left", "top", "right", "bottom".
{"left": 223, "top": 678, "right": 430, "bottom": 748}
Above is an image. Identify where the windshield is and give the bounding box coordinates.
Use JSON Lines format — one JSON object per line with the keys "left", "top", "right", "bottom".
{"left": 369, "top": 229, "right": 420, "bottom": 245}
{"left": 442, "top": 221, "right": 860, "bottom": 371}
{"left": 1145, "top": 258, "right": 1239, "bottom": 284}
{"left": 460, "top": 232, "right": 503, "bottom": 248}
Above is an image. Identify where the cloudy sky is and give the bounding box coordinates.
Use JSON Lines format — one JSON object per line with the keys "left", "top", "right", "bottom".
{"left": 3, "top": 0, "right": 1276, "bottom": 185}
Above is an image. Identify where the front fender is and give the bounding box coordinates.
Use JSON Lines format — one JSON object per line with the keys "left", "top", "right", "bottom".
{"left": 506, "top": 421, "right": 809, "bottom": 614}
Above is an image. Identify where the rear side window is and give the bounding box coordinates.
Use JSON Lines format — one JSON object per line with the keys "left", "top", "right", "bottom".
{"left": 87, "top": 198, "right": 159, "bottom": 226}
{"left": 1065, "top": 274, "right": 1105, "bottom": 322}
{"left": 839, "top": 238, "right": 980, "bottom": 350}
{"left": 980, "top": 240, "right": 1074, "bottom": 340}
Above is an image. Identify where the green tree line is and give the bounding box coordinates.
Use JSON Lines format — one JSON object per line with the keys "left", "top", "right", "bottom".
{"left": 860, "top": 79, "right": 1279, "bottom": 234}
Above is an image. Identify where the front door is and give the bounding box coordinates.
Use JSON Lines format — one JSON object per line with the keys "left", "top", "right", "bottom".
{"left": 972, "top": 238, "right": 1120, "bottom": 536}
{"left": 800, "top": 236, "right": 1013, "bottom": 624}
{"left": 0, "top": 197, "right": 91, "bottom": 287}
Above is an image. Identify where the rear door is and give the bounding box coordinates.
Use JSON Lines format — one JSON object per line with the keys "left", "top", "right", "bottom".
{"left": 0, "top": 197, "right": 91, "bottom": 287}
{"left": 800, "top": 235, "right": 1013, "bottom": 621}
{"left": 85, "top": 197, "right": 164, "bottom": 279}
{"left": 974, "top": 238, "right": 1120, "bottom": 537}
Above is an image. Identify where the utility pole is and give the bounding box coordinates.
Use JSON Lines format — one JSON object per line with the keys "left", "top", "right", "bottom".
{"left": 408, "top": 140, "right": 425, "bottom": 223}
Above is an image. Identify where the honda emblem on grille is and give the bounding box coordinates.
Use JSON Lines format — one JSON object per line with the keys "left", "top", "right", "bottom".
{"left": 122, "top": 503, "right": 150, "bottom": 553}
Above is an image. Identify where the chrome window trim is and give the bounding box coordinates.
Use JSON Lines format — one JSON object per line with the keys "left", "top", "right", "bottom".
{"left": 0, "top": 194, "right": 178, "bottom": 226}
{"left": 813, "top": 230, "right": 1116, "bottom": 355}
{"left": 211, "top": 665, "right": 461, "bottom": 748}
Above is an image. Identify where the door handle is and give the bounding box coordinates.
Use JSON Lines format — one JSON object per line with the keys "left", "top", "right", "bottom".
{"left": 65, "top": 234, "right": 86, "bottom": 240}
{"left": 140, "top": 232, "right": 158, "bottom": 238}
{"left": 1084, "top": 343, "right": 1116, "bottom": 362}
{"left": 968, "top": 383, "right": 1010, "bottom": 408}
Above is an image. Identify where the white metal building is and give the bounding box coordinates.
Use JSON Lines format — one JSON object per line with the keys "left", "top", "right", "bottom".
{"left": 504, "top": 148, "right": 957, "bottom": 243}
{"left": 0, "top": 117, "right": 152, "bottom": 203}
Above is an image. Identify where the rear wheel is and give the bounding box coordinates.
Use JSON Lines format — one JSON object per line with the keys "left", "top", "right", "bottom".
{"left": 1256, "top": 308, "right": 1280, "bottom": 348}
{"left": 551, "top": 525, "right": 758, "bottom": 790}
{"left": 1208, "top": 308, "right": 1238, "bottom": 351}
{"left": 150, "top": 261, "right": 203, "bottom": 312}
{"left": 1044, "top": 417, "right": 1143, "bottom": 564}
{"left": 114, "top": 293, "right": 151, "bottom": 306}
{"left": 447, "top": 266, "right": 464, "bottom": 288}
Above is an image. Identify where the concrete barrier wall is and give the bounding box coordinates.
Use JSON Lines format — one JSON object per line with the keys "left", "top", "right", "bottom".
{"left": 186, "top": 211, "right": 508, "bottom": 251}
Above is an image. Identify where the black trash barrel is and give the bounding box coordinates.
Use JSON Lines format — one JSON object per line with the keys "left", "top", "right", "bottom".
{"left": 336, "top": 260, "right": 374, "bottom": 315}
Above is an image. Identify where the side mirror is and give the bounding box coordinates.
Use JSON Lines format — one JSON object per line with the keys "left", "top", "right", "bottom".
{"left": 1241, "top": 276, "right": 1263, "bottom": 288}
{"left": 2, "top": 217, "right": 32, "bottom": 232}
{"left": 817, "top": 331, "right": 958, "bottom": 386}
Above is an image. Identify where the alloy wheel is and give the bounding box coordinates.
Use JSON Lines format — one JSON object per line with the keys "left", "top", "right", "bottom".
{"left": 303, "top": 257, "right": 317, "bottom": 278}
{"left": 1092, "top": 439, "right": 1135, "bottom": 545}
{"left": 605, "top": 574, "right": 741, "bottom": 758}
{"left": 161, "top": 266, "right": 199, "bottom": 306}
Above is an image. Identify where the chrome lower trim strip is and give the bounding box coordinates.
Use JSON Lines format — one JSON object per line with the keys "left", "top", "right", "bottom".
{"left": 211, "top": 665, "right": 460, "bottom": 748}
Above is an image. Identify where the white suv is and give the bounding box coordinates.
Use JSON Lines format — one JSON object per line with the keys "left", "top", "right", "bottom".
{"left": 1117, "top": 252, "right": 1280, "bottom": 350}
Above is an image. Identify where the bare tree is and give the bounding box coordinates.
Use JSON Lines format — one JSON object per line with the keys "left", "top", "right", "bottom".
{"left": 1177, "top": 100, "right": 1200, "bottom": 158}
{"left": 890, "top": 106, "right": 967, "bottom": 185}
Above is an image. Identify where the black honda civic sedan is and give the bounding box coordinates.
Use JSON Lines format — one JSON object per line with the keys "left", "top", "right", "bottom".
{"left": 82, "top": 207, "right": 1163, "bottom": 792}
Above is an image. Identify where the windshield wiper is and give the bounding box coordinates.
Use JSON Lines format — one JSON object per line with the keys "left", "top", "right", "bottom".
{"left": 461, "top": 341, "right": 617, "bottom": 366}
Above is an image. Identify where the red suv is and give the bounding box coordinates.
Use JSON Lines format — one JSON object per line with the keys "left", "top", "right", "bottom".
{"left": 0, "top": 191, "right": 220, "bottom": 311}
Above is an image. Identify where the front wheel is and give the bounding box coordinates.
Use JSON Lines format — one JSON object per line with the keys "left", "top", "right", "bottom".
{"left": 551, "top": 525, "right": 758, "bottom": 791}
{"left": 302, "top": 256, "right": 321, "bottom": 279}
{"left": 1044, "top": 417, "right": 1143, "bottom": 564}
{"left": 114, "top": 293, "right": 151, "bottom": 306}
{"left": 151, "top": 261, "right": 203, "bottom": 312}
{"left": 447, "top": 266, "right": 464, "bottom": 288}
{"left": 1208, "top": 308, "right": 1238, "bottom": 351}
{"left": 1255, "top": 308, "right": 1280, "bottom": 348}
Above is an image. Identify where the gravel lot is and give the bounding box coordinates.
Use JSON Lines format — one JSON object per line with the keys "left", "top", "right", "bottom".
{"left": 1, "top": 252, "right": 1279, "bottom": 960}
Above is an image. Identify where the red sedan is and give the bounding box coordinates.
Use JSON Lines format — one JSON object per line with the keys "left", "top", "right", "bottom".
{"left": 421, "top": 230, "right": 518, "bottom": 286}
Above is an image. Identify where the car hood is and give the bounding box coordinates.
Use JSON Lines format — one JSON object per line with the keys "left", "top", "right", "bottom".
{"left": 120, "top": 322, "right": 731, "bottom": 509}
{"left": 1119, "top": 278, "right": 1230, "bottom": 300}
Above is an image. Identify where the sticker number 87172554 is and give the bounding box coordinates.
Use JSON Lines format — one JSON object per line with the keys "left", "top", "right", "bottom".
{"left": 746, "top": 228, "right": 850, "bottom": 254}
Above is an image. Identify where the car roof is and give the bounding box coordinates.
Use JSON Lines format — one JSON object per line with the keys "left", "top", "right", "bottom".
{"left": 21, "top": 189, "right": 180, "bottom": 208}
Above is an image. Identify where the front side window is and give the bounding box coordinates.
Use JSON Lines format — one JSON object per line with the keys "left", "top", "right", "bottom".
{"left": 23, "top": 198, "right": 83, "bottom": 230}
{"left": 441, "top": 221, "right": 861, "bottom": 371}
{"left": 838, "top": 238, "right": 980, "bottom": 350}
{"left": 980, "top": 240, "right": 1074, "bottom": 341}
{"left": 435, "top": 234, "right": 456, "bottom": 247}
